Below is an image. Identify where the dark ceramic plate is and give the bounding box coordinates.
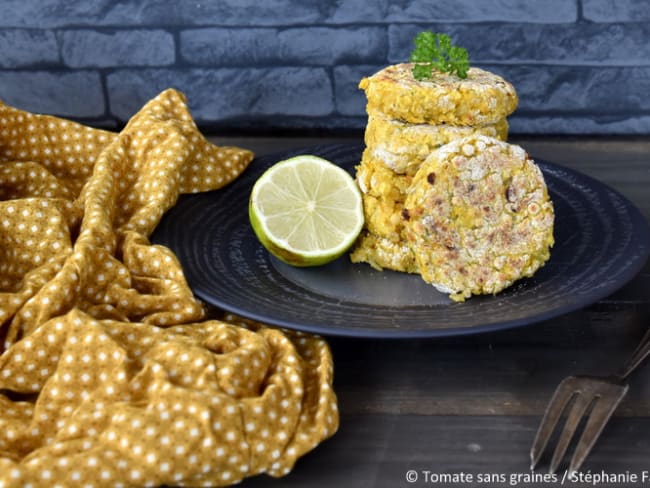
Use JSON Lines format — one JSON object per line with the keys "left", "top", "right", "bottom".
{"left": 151, "top": 144, "right": 650, "bottom": 338}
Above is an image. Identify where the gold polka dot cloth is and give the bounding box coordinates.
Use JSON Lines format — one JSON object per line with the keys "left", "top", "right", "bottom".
{"left": 0, "top": 89, "right": 338, "bottom": 486}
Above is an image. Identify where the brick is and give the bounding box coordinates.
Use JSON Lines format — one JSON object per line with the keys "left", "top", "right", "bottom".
{"left": 180, "top": 29, "right": 276, "bottom": 66}
{"left": 333, "top": 65, "right": 382, "bottom": 116}
{"left": 496, "top": 65, "right": 650, "bottom": 114}
{"left": 385, "top": 0, "right": 577, "bottom": 23}
{"left": 61, "top": 29, "right": 175, "bottom": 68}
{"left": 0, "top": 0, "right": 326, "bottom": 27}
{"left": 181, "top": 27, "right": 386, "bottom": 66}
{"left": 106, "top": 68, "right": 334, "bottom": 123}
{"left": 583, "top": 0, "right": 650, "bottom": 22}
{"left": 0, "top": 71, "right": 104, "bottom": 117}
{"left": 327, "top": 0, "right": 390, "bottom": 23}
{"left": 0, "top": 0, "right": 132, "bottom": 27}
{"left": 151, "top": 0, "right": 324, "bottom": 25}
{"left": 389, "top": 23, "right": 650, "bottom": 65}
{"left": 510, "top": 115, "right": 650, "bottom": 135}
{"left": 0, "top": 30, "right": 59, "bottom": 68}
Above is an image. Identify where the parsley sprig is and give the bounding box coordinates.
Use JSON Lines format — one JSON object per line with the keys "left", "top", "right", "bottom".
{"left": 409, "top": 32, "right": 470, "bottom": 80}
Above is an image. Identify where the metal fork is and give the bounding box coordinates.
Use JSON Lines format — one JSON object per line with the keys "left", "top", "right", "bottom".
{"left": 530, "top": 327, "right": 650, "bottom": 474}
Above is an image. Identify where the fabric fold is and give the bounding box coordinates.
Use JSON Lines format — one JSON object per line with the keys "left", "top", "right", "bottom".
{"left": 0, "top": 88, "right": 338, "bottom": 486}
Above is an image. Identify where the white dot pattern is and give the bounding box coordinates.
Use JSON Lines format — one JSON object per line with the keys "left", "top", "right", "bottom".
{"left": 0, "top": 89, "right": 339, "bottom": 485}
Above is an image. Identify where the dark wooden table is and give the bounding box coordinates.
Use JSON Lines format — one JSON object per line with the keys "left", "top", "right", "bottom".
{"left": 210, "top": 135, "right": 650, "bottom": 488}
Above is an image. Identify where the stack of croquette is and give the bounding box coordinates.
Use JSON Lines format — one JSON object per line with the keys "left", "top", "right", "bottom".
{"left": 350, "top": 62, "right": 519, "bottom": 273}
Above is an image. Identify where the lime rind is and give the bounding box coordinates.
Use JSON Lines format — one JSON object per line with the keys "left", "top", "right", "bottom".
{"left": 249, "top": 155, "right": 364, "bottom": 266}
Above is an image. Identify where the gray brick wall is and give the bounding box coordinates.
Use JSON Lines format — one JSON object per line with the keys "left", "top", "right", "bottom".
{"left": 1, "top": 0, "right": 649, "bottom": 135}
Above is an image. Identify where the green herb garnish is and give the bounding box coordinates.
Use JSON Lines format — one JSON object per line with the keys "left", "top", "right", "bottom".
{"left": 409, "top": 32, "right": 469, "bottom": 80}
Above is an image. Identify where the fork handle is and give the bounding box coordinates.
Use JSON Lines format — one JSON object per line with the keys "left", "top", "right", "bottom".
{"left": 616, "top": 327, "right": 650, "bottom": 381}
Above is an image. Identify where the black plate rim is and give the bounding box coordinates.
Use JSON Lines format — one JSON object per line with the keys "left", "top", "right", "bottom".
{"left": 153, "top": 143, "right": 650, "bottom": 339}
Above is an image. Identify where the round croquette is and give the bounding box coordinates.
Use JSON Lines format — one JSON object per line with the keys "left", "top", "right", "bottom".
{"left": 350, "top": 231, "right": 418, "bottom": 273}
{"left": 360, "top": 63, "right": 518, "bottom": 126}
{"left": 365, "top": 112, "right": 509, "bottom": 175}
{"left": 403, "top": 135, "right": 555, "bottom": 302}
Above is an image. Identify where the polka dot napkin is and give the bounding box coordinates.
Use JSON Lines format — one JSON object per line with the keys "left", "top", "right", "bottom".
{"left": 0, "top": 89, "right": 338, "bottom": 486}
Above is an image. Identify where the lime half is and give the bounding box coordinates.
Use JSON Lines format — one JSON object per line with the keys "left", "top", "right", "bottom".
{"left": 249, "top": 155, "right": 364, "bottom": 267}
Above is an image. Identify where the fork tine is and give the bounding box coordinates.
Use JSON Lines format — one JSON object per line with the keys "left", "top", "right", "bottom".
{"left": 568, "top": 384, "right": 629, "bottom": 474}
{"left": 618, "top": 329, "right": 650, "bottom": 380}
{"left": 530, "top": 377, "right": 579, "bottom": 469}
{"left": 549, "top": 393, "right": 593, "bottom": 473}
